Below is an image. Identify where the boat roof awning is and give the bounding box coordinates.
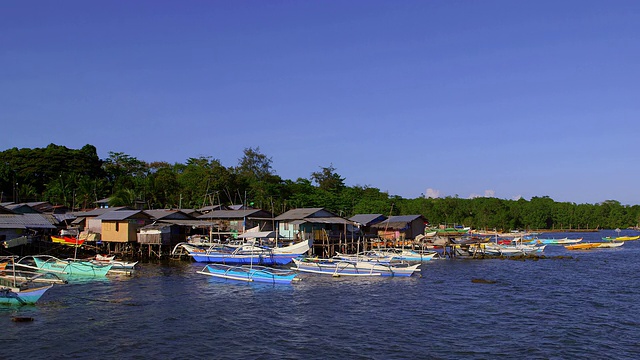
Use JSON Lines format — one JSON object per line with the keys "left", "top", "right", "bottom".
{"left": 237, "top": 231, "right": 275, "bottom": 239}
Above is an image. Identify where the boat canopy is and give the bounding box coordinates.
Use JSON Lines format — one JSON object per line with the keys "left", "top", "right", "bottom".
{"left": 237, "top": 231, "right": 275, "bottom": 239}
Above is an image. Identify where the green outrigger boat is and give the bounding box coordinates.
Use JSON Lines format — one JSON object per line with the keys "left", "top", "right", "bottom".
{"left": 0, "top": 256, "right": 53, "bottom": 305}
{"left": 31, "top": 255, "right": 113, "bottom": 277}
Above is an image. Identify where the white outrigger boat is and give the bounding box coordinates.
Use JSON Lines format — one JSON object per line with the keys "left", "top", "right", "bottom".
{"left": 291, "top": 257, "right": 421, "bottom": 277}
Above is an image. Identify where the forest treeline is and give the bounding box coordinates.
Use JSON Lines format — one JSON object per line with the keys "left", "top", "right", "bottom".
{"left": 1, "top": 144, "right": 638, "bottom": 231}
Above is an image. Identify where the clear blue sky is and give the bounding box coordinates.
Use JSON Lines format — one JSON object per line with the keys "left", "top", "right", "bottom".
{"left": 2, "top": 1, "right": 639, "bottom": 205}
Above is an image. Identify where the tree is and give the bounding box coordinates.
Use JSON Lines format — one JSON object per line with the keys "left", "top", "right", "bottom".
{"left": 236, "top": 147, "right": 274, "bottom": 180}
{"left": 103, "top": 151, "right": 147, "bottom": 192}
{"left": 310, "top": 164, "right": 345, "bottom": 193}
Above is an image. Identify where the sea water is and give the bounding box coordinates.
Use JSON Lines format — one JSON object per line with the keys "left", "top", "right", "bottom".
{"left": 2, "top": 230, "right": 640, "bottom": 359}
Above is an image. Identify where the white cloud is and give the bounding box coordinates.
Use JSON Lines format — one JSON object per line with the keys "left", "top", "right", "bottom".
{"left": 468, "top": 193, "right": 481, "bottom": 199}
{"left": 484, "top": 190, "right": 495, "bottom": 198}
{"left": 512, "top": 194, "right": 523, "bottom": 200}
{"left": 425, "top": 188, "right": 440, "bottom": 198}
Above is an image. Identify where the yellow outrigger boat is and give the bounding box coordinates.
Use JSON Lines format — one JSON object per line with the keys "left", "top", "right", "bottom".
{"left": 565, "top": 243, "right": 601, "bottom": 250}
{"left": 601, "top": 235, "right": 639, "bottom": 241}
{"left": 565, "top": 242, "right": 625, "bottom": 250}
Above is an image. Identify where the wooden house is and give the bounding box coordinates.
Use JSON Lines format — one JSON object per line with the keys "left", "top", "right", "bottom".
{"left": 71, "top": 207, "right": 133, "bottom": 235}
{"left": 349, "top": 214, "right": 387, "bottom": 238}
{"left": 371, "top": 215, "right": 428, "bottom": 242}
{"left": 140, "top": 209, "right": 199, "bottom": 246}
{"left": 274, "top": 208, "right": 354, "bottom": 257}
{"left": 197, "top": 209, "right": 274, "bottom": 240}
{"left": 97, "top": 210, "right": 151, "bottom": 243}
{"left": 0, "top": 209, "right": 57, "bottom": 248}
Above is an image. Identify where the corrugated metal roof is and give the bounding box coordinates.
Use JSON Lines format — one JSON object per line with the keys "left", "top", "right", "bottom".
{"left": 0, "top": 205, "right": 15, "bottom": 214}
{"left": 197, "top": 205, "right": 228, "bottom": 212}
{"left": 53, "top": 213, "right": 77, "bottom": 222}
{"left": 97, "top": 210, "right": 147, "bottom": 221}
{"left": 145, "top": 209, "right": 194, "bottom": 220}
{"left": 349, "top": 214, "right": 386, "bottom": 226}
{"left": 140, "top": 223, "right": 174, "bottom": 230}
{"left": 0, "top": 214, "right": 57, "bottom": 229}
{"left": 159, "top": 219, "right": 216, "bottom": 227}
{"left": 5, "top": 204, "right": 40, "bottom": 214}
{"left": 371, "top": 215, "right": 425, "bottom": 230}
{"left": 293, "top": 217, "right": 353, "bottom": 225}
{"left": 71, "top": 217, "right": 86, "bottom": 225}
{"left": 386, "top": 215, "right": 423, "bottom": 223}
{"left": 40, "top": 214, "right": 60, "bottom": 225}
{"left": 275, "top": 208, "right": 332, "bottom": 221}
{"left": 198, "top": 209, "right": 272, "bottom": 219}
{"left": 73, "top": 207, "right": 132, "bottom": 217}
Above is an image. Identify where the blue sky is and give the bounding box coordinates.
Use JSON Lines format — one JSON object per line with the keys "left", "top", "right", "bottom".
{"left": 2, "top": 1, "right": 639, "bottom": 205}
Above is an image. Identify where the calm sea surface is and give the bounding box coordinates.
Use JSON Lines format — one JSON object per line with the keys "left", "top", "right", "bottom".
{"left": 2, "top": 230, "right": 640, "bottom": 359}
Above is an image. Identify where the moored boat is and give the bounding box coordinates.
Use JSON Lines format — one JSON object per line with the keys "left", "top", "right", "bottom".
{"left": 197, "top": 264, "right": 299, "bottom": 284}
{"left": 334, "top": 251, "right": 395, "bottom": 263}
{"left": 0, "top": 282, "right": 53, "bottom": 306}
{"left": 291, "top": 257, "right": 421, "bottom": 277}
{"left": 602, "top": 235, "right": 639, "bottom": 241}
{"left": 596, "top": 242, "right": 624, "bottom": 248}
{"left": 51, "top": 235, "right": 85, "bottom": 247}
{"left": 0, "top": 256, "right": 54, "bottom": 305}
{"left": 189, "top": 239, "right": 311, "bottom": 265}
{"left": 27, "top": 255, "right": 113, "bottom": 277}
{"left": 89, "top": 255, "right": 138, "bottom": 270}
{"left": 371, "top": 248, "right": 439, "bottom": 262}
{"left": 534, "top": 237, "right": 583, "bottom": 245}
{"left": 564, "top": 243, "right": 602, "bottom": 250}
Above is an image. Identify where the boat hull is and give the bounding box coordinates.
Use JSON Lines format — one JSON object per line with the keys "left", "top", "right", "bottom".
{"left": 51, "top": 235, "right": 85, "bottom": 246}
{"left": 564, "top": 242, "right": 624, "bottom": 250}
{"left": 33, "top": 257, "right": 112, "bottom": 276}
{"left": 189, "top": 252, "right": 299, "bottom": 265}
{"left": 602, "top": 236, "right": 639, "bottom": 241}
{"left": 535, "top": 237, "right": 583, "bottom": 245}
{"left": 198, "top": 264, "right": 298, "bottom": 284}
{"left": 189, "top": 241, "right": 310, "bottom": 265}
{"left": 0, "top": 285, "right": 52, "bottom": 305}
{"left": 291, "top": 258, "right": 420, "bottom": 277}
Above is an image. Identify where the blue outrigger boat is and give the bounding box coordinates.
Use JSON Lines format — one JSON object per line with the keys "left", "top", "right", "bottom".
{"left": 197, "top": 264, "right": 299, "bottom": 284}
{"left": 189, "top": 240, "right": 311, "bottom": 265}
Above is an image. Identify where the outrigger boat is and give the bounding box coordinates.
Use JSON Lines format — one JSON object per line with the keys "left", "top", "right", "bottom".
{"left": 88, "top": 254, "right": 138, "bottom": 270}
{"left": 533, "top": 237, "right": 583, "bottom": 245}
{"left": 336, "top": 248, "right": 439, "bottom": 262}
{"left": 22, "top": 255, "right": 113, "bottom": 277}
{"left": 197, "top": 264, "right": 299, "bottom": 284}
{"left": 189, "top": 239, "right": 311, "bottom": 265}
{"left": 373, "top": 248, "right": 439, "bottom": 262}
{"left": 602, "top": 235, "right": 639, "bottom": 241}
{"left": 0, "top": 256, "right": 54, "bottom": 305}
{"left": 564, "top": 242, "right": 624, "bottom": 250}
{"left": 596, "top": 242, "right": 624, "bottom": 248}
{"left": 564, "top": 243, "right": 600, "bottom": 250}
{"left": 51, "top": 235, "right": 85, "bottom": 247}
{"left": 291, "top": 257, "right": 421, "bottom": 277}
